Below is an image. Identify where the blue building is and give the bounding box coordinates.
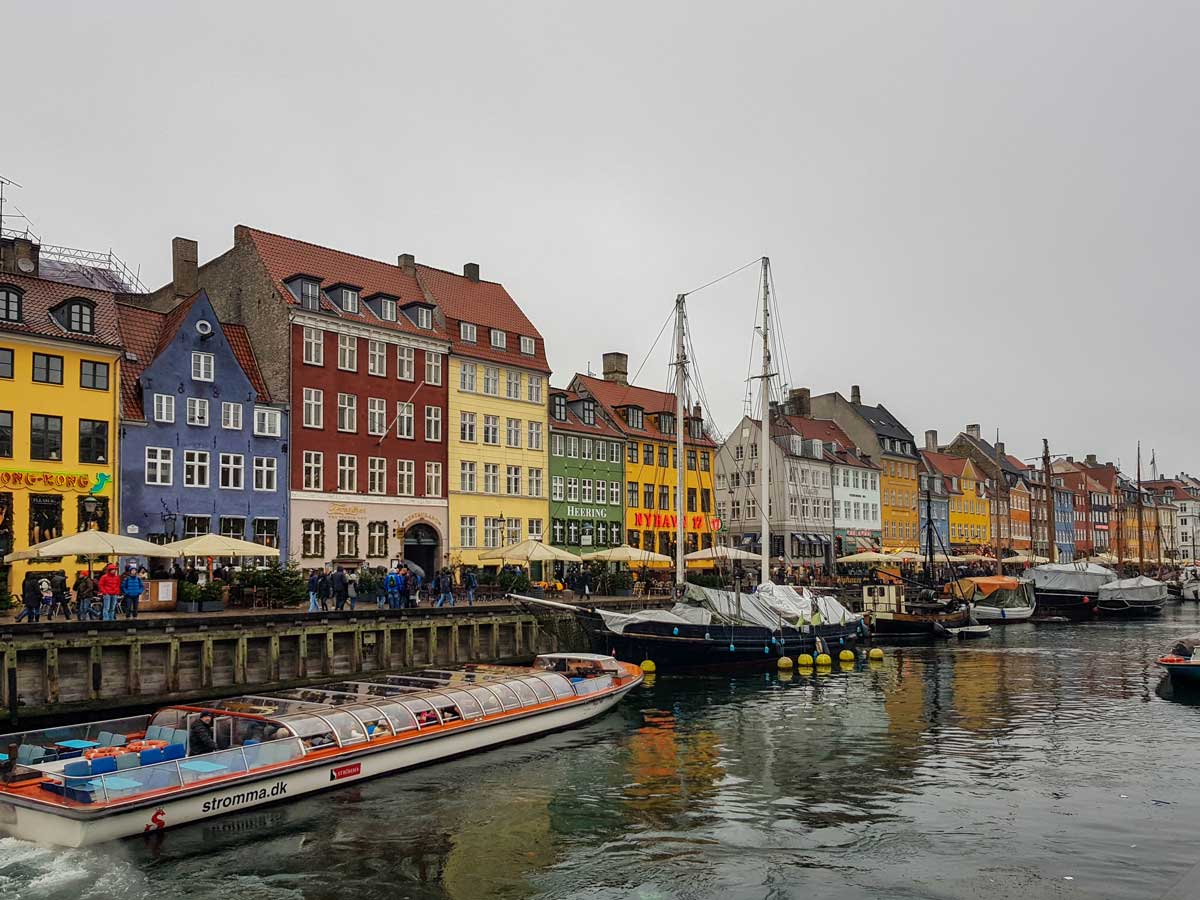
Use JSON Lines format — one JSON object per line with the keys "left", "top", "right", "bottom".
{"left": 1054, "top": 486, "right": 1075, "bottom": 562}
{"left": 117, "top": 291, "right": 288, "bottom": 558}
{"left": 918, "top": 453, "right": 951, "bottom": 556}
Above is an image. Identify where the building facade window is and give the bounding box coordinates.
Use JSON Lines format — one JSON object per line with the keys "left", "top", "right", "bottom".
{"left": 303, "top": 388, "right": 323, "bottom": 428}
{"left": 397, "top": 346, "right": 414, "bottom": 380}
{"left": 302, "top": 451, "right": 323, "bottom": 490}
{"left": 221, "top": 402, "right": 243, "bottom": 430}
{"left": 191, "top": 352, "right": 214, "bottom": 381}
{"left": 337, "top": 334, "right": 357, "bottom": 371}
{"left": 32, "top": 353, "right": 63, "bottom": 385}
{"left": 303, "top": 327, "right": 324, "bottom": 365}
{"left": 336, "top": 520, "right": 359, "bottom": 558}
{"left": 368, "top": 340, "right": 387, "bottom": 376}
{"left": 425, "top": 461, "right": 442, "bottom": 496}
{"left": 184, "top": 450, "right": 209, "bottom": 488}
{"left": 219, "top": 453, "right": 244, "bottom": 490}
{"left": 253, "top": 456, "right": 277, "bottom": 492}
{"left": 395, "top": 402, "right": 414, "bottom": 439}
{"left": 337, "top": 454, "right": 357, "bottom": 492}
{"left": 425, "top": 351, "right": 443, "bottom": 385}
{"left": 397, "top": 459, "right": 415, "bottom": 495}
{"left": 145, "top": 447, "right": 173, "bottom": 485}
{"left": 29, "top": 414, "right": 62, "bottom": 460}
{"left": 337, "top": 393, "right": 357, "bottom": 432}
{"left": 368, "top": 456, "right": 386, "bottom": 494}
{"left": 80, "top": 360, "right": 109, "bottom": 390}
{"left": 186, "top": 397, "right": 209, "bottom": 427}
{"left": 368, "top": 521, "right": 388, "bottom": 558}
{"left": 78, "top": 420, "right": 107, "bottom": 464}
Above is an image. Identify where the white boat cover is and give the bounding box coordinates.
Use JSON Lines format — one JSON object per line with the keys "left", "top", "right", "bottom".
{"left": 1026, "top": 563, "right": 1116, "bottom": 593}
{"left": 1098, "top": 576, "right": 1169, "bottom": 603}
{"left": 595, "top": 584, "right": 860, "bottom": 633}
{"left": 596, "top": 606, "right": 711, "bottom": 635}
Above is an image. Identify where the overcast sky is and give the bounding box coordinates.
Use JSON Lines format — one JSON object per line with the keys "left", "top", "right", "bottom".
{"left": 6, "top": 2, "right": 1197, "bottom": 475}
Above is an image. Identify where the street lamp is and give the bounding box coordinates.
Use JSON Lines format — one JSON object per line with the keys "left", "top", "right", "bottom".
{"left": 161, "top": 510, "right": 178, "bottom": 540}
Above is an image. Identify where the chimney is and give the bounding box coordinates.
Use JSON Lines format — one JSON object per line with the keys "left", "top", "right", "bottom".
{"left": 463, "top": 262, "right": 480, "bottom": 282}
{"left": 171, "top": 237, "right": 198, "bottom": 298}
{"left": 1085, "top": 453, "right": 1098, "bottom": 466}
{"left": 1066, "top": 455, "right": 1074, "bottom": 463}
{"left": 692, "top": 402, "right": 702, "bottom": 419}
{"left": 601, "top": 352, "right": 628, "bottom": 385}
{"left": 995, "top": 441, "right": 1005, "bottom": 460}
{"left": 966, "top": 424, "right": 981, "bottom": 439}
{"left": 850, "top": 385, "right": 861, "bottom": 404}
{"left": 925, "top": 429, "right": 938, "bottom": 452}
{"left": 788, "top": 387, "right": 811, "bottom": 417}
{"left": 398, "top": 253, "right": 415, "bottom": 273}
{"left": 1, "top": 236, "right": 39, "bottom": 277}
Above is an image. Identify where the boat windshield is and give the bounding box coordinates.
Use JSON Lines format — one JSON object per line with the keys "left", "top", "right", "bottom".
{"left": 466, "top": 686, "right": 504, "bottom": 715}
{"left": 518, "top": 676, "right": 556, "bottom": 704}
{"left": 399, "top": 697, "right": 442, "bottom": 728}
{"left": 365, "top": 698, "right": 419, "bottom": 734}
{"left": 485, "top": 682, "right": 523, "bottom": 710}
{"left": 508, "top": 680, "right": 539, "bottom": 706}
{"left": 275, "top": 713, "right": 339, "bottom": 750}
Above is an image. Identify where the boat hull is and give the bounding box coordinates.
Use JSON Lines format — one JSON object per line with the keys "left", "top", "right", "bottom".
{"left": 1158, "top": 658, "right": 1200, "bottom": 685}
{"left": 865, "top": 606, "right": 971, "bottom": 641}
{"left": 579, "top": 612, "right": 863, "bottom": 669}
{"left": 1096, "top": 599, "right": 1166, "bottom": 618}
{"left": 1031, "top": 589, "right": 1099, "bottom": 622}
{"left": 0, "top": 683, "right": 636, "bottom": 848}
{"left": 972, "top": 604, "right": 1035, "bottom": 624}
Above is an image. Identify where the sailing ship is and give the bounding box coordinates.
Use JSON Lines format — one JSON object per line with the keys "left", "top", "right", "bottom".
{"left": 1097, "top": 443, "right": 1166, "bottom": 617}
{"left": 0, "top": 653, "right": 641, "bottom": 847}
{"left": 946, "top": 576, "right": 1036, "bottom": 623}
{"left": 523, "top": 259, "right": 863, "bottom": 668}
{"left": 1025, "top": 562, "right": 1112, "bottom": 621}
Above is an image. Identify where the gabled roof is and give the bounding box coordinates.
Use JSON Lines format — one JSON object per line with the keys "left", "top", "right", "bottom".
{"left": 572, "top": 373, "right": 715, "bottom": 447}
{"left": 850, "top": 401, "right": 915, "bottom": 445}
{"left": 416, "top": 265, "right": 549, "bottom": 373}
{"left": 116, "top": 291, "right": 271, "bottom": 420}
{"left": 238, "top": 226, "right": 446, "bottom": 341}
{"left": 0, "top": 272, "right": 123, "bottom": 350}
{"left": 922, "top": 450, "right": 975, "bottom": 482}
{"left": 547, "top": 387, "right": 624, "bottom": 439}
{"left": 956, "top": 431, "right": 1023, "bottom": 475}
{"left": 777, "top": 415, "right": 877, "bottom": 468}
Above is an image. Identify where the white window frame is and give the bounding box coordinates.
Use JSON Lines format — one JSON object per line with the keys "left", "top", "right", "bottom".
{"left": 254, "top": 406, "right": 281, "bottom": 437}
{"left": 460, "top": 461, "right": 477, "bottom": 492}
{"left": 367, "top": 456, "right": 386, "bottom": 495}
{"left": 337, "top": 334, "right": 358, "bottom": 372}
{"left": 460, "top": 411, "right": 476, "bottom": 442}
{"left": 528, "top": 467, "right": 542, "bottom": 498}
{"left": 191, "top": 351, "right": 214, "bottom": 382}
{"left": 219, "top": 453, "right": 245, "bottom": 490}
{"left": 184, "top": 450, "right": 210, "bottom": 488}
{"left": 145, "top": 447, "right": 173, "bottom": 486}
{"left": 482, "top": 415, "right": 499, "bottom": 445}
{"left": 303, "top": 327, "right": 324, "bottom": 365}
{"left": 416, "top": 307, "right": 432, "bottom": 329}
{"left": 302, "top": 388, "right": 324, "bottom": 429}
{"left": 460, "top": 516, "right": 476, "bottom": 548}
{"left": 367, "top": 397, "right": 387, "bottom": 436}
{"left": 397, "top": 459, "right": 415, "bottom": 496}
{"left": 505, "top": 370, "right": 521, "bottom": 400}
{"left": 460, "top": 322, "right": 477, "bottom": 342}
{"left": 337, "top": 454, "right": 357, "bottom": 492}
{"left": 552, "top": 475, "right": 564, "bottom": 501}
{"left": 337, "top": 393, "right": 358, "bottom": 433}
{"left": 483, "top": 366, "right": 499, "bottom": 396}
{"left": 153, "top": 393, "right": 174, "bottom": 424}
{"left": 302, "top": 450, "right": 323, "bottom": 490}
{"left": 528, "top": 421, "right": 542, "bottom": 450}
{"left": 397, "top": 346, "right": 415, "bottom": 381}
{"left": 379, "top": 298, "right": 397, "bottom": 322}
{"left": 425, "top": 351, "right": 443, "bottom": 386}
{"left": 186, "top": 397, "right": 209, "bottom": 427}
{"left": 506, "top": 417, "right": 521, "bottom": 448}
{"left": 460, "top": 362, "right": 477, "bottom": 392}
{"left": 425, "top": 461, "right": 442, "bottom": 497}
{"left": 520, "top": 336, "right": 535, "bottom": 355}
{"left": 341, "top": 288, "right": 359, "bottom": 313}
{"left": 425, "top": 406, "right": 442, "bottom": 441}
{"left": 490, "top": 329, "right": 506, "bottom": 349}
{"left": 528, "top": 375, "right": 543, "bottom": 403}
{"left": 484, "top": 463, "right": 499, "bottom": 494}
{"left": 368, "top": 340, "right": 387, "bottom": 377}
{"left": 396, "top": 402, "right": 414, "bottom": 439}
{"left": 253, "top": 456, "right": 277, "bottom": 492}
{"left": 221, "top": 401, "right": 242, "bottom": 431}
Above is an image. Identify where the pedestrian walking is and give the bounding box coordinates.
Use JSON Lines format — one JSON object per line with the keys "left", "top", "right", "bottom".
{"left": 346, "top": 570, "right": 358, "bottom": 610}
{"left": 464, "top": 569, "right": 477, "bottom": 606}
{"left": 384, "top": 567, "right": 403, "bottom": 610}
{"left": 317, "top": 567, "right": 332, "bottom": 611}
{"left": 97, "top": 563, "right": 121, "bottom": 621}
{"left": 435, "top": 570, "right": 455, "bottom": 608}
{"left": 73, "top": 570, "right": 97, "bottom": 621}
{"left": 50, "top": 570, "right": 70, "bottom": 619}
{"left": 121, "top": 564, "right": 145, "bottom": 619}
{"left": 19, "top": 577, "right": 41, "bottom": 624}
{"left": 332, "top": 567, "right": 349, "bottom": 611}
{"left": 307, "top": 569, "right": 320, "bottom": 613}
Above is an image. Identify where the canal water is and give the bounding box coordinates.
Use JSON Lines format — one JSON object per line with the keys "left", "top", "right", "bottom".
{"left": 5, "top": 605, "right": 1200, "bottom": 900}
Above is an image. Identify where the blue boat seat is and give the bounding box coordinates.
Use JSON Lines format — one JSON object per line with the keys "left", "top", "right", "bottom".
{"left": 96, "top": 731, "right": 115, "bottom": 746}
{"left": 63, "top": 760, "right": 91, "bottom": 778}
{"left": 145, "top": 725, "right": 164, "bottom": 741}
{"left": 170, "top": 728, "right": 188, "bottom": 747}
{"left": 109, "top": 734, "right": 127, "bottom": 747}
{"left": 162, "top": 743, "right": 185, "bottom": 762}
{"left": 140, "top": 747, "right": 164, "bottom": 766}
{"left": 91, "top": 757, "right": 117, "bottom": 776}
{"left": 116, "top": 752, "right": 140, "bottom": 770}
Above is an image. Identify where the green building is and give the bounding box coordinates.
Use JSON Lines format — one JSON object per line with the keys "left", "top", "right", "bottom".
{"left": 548, "top": 387, "right": 625, "bottom": 568}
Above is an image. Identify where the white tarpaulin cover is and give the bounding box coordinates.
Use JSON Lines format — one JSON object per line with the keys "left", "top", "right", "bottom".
{"left": 1098, "top": 576, "right": 1169, "bottom": 603}
{"left": 596, "top": 606, "right": 713, "bottom": 635}
{"left": 685, "top": 582, "right": 860, "bottom": 628}
{"left": 1026, "top": 563, "right": 1116, "bottom": 593}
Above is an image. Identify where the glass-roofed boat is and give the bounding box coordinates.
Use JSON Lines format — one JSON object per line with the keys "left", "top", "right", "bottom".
{"left": 0, "top": 653, "right": 642, "bottom": 847}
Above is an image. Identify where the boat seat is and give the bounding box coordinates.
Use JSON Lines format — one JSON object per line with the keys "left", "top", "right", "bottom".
{"left": 140, "top": 748, "right": 164, "bottom": 767}
{"left": 39, "top": 782, "right": 64, "bottom": 797}
{"left": 109, "top": 734, "right": 127, "bottom": 747}
{"left": 91, "top": 757, "right": 118, "bottom": 776}
{"left": 115, "top": 752, "right": 140, "bottom": 771}
{"left": 97, "top": 731, "right": 115, "bottom": 746}
{"left": 145, "top": 725, "right": 164, "bottom": 741}
{"left": 170, "top": 729, "right": 188, "bottom": 747}
{"left": 162, "top": 744, "right": 185, "bottom": 762}
{"left": 63, "top": 760, "right": 91, "bottom": 778}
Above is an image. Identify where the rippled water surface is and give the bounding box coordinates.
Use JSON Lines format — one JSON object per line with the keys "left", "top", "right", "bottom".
{"left": 6, "top": 607, "right": 1200, "bottom": 899}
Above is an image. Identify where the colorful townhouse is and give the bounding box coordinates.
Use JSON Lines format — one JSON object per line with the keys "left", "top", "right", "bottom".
{"left": 0, "top": 235, "right": 123, "bottom": 597}
{"left": 426, "top": 264, "right": 551, "bottom": 571}
{"left": 1054, "top": 485, "right": 1076, "bottom": 562}
{"left": 941, "top": 425, "right": 1024, "bottom": 554}
{"left": 1145, "top": 476, "right": 1199, "bottom": 561}
{"left": 145, "top": 230, "right": 452, "bottom": 575}
{"left": 921, "top": 450, "right": 990, "bottom": 551}
{"left": 116, "top": 290, "right": 288, "bottom": 556}
{"left": 1008, "top": 479, "right": 1032, "bottom": 551}
{"left": 917, "top": 452, "right": 950, "bottom": 555}
{"left": 808, "top": 385, "right": 919, "bottom": 551}
{"left": 573, "top": 353, "right": 717, "bottom": 560}
{"left": 546, "top": 387, "right": 625, "bottom": 561}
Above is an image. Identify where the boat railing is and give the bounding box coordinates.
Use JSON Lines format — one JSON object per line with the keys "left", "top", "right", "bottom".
{"left": 0, "top": 714, "right": 153, "bottom": 765}
{"left": 41, "top": 737, "right": 307, "bottom": 804}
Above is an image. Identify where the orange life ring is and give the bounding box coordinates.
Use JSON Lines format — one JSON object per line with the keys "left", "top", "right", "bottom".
{"left": 142, "top": 739, "right": 168, "bottom": 750}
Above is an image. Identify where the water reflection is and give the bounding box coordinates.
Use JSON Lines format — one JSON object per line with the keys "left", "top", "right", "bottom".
{"left": 9, "top": 607, "right": 1200, "bottom": 899}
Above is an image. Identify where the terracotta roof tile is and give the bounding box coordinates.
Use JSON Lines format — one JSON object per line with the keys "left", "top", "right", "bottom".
{"left": 0, "top": 272, "right": 123, "bottom": 350}
{"left": 572, "top": 373, "right": 715, "bottom": 447}
{"left": 921, "top": 449, "right": 970, "bottom": 479}
{"left": 223, "top": 324, "right": 271, "bottom": 403}
{"left": 548, "top": 386, "right": 624, "bottom": 439}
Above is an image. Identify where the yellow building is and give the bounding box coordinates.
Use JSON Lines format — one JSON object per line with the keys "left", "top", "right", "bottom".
{"left": 573, "top": 359, "right": 718, "bottom": 559}
{"left": 925, "top": 451, "right": 990, "bottom": 549}
{"left": 0, "top": 257, "right": 122, "bottom": 597}
{"left": 418, "top": 265, "right": 550, "bottom": 571}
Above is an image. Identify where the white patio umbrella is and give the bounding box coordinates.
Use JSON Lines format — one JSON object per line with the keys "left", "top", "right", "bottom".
{"left": 479, "top": 539, "right": 582, "bottom": 563}
{"left": 158, "top": 534, "right": 280, "bottom": 559}
{"left": 1004, "top": 552, "right": 1049, "bottom": 564}
{"left": 836, "top": 550, "right": 893, "bottom": 564}
{"left": 5, "top": 531, "right": 172, "bottom": 566}
{"left": 582, "top": 544, "right": 673, "bottom": 564}
{"left": 684, "top": 545, "right": 762, "bottom": 562}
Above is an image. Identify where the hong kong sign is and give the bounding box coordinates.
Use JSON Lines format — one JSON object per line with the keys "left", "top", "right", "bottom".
{"left": 0, "top": 469, "right": 101, "bottom": 493}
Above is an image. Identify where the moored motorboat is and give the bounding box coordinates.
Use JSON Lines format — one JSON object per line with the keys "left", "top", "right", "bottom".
{"left": 1024, "top": 563, "right": 1115, "bottom": 622}
{"left": 861, "top": 584, "right": 971, "bottom": 640}
{"left": 0, "top": 653, "right": 641, "bottom": 847}
{"left": 946, "top": 576, "right": 1036, "bottom": 624}
{"left": 1157, "top": 635, "right": 1200, "bottom": 686}
{"left": 1097, "top": 576, "right": 1168, "bottom": 618}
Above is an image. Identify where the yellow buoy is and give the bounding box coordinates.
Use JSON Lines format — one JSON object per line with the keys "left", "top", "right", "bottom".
{"left": 640, "top": 660, "right": 657, "bottom": 674}
{"left": 815, "top": 653, "right": 832, "bottom": 667}
{"left": 838, "top": 649, "right": 855, "bottom": 663}
{"left": 797, "top": 653, "right": 815, "bottom": 667}
{"left": 777, "top": 656, "right": 794, "bottom": 670}
{"left": 868, "top": 647, "right": 884, "bottom": 661}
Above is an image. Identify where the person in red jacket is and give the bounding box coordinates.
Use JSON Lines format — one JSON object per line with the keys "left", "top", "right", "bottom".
{"left": 97, "top": 564, "right": 121, "bottom": 622}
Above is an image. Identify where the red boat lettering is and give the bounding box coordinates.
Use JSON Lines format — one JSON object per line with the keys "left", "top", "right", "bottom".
{"left": 143, "top": 808, "right": 166, "bottom": 832}
{"left": 330, "top": 763, "right": 362, "bottom": 781}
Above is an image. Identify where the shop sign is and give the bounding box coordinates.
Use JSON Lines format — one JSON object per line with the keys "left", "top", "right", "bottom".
{"left": 566, "top": 505, "right": 608, "bottom": 519}
{"left": 0, "top": 469, "right": 98, "bottom": 493}
{"left": 630, "top": 513, "right": 721, "bottom": 531}
{"left": 327, "top": 503, "right": 367, "bottom": 517}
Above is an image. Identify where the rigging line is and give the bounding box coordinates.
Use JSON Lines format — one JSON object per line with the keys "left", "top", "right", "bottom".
{"left": 766, "top": 262, "right": 794, "bottom": 402}
{"left": 682, "top": 256, "right": 764, "bottom": 298}
{"left": 741, "top": 265, "right": 763, "bottom": 417}
{"left": 605, "top": 303, "right": 676, "bottom": 410}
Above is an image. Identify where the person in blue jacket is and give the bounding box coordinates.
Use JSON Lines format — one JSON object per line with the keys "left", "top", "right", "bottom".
{"left": 120, "top": 563, "right": 145, "bottom": 619}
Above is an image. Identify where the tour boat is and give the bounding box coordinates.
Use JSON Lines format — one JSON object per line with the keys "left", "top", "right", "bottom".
{"left": 860, "top": 583, "right": 971, "bottom": 640}
{"left": 0, "top": 653, "right": 641, "bottom": 848}
{"left": 519, "top": 583, "right": 865, "bottom": 669}
{"left": 1023, "top": 563, "right": 1115, "bottom": 622}
{"left": 945, "top": 576, "right": 1036, "bottom": 624}
{"left": 1157, "top": 635, "right": 1200, "bottom": 685}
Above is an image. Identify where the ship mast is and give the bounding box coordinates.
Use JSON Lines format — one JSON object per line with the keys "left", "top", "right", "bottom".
{"left": 674, "top": 294, "right": 687, "bottom": 586}
{"left": 1043, "top": 439, "right": 1056, "bottom": 563}
{"left": 758, "top": 258, "right": 772, "bottom": 586}
{"left": 1137, "top": 442, "right": 1146, "bottom": 577}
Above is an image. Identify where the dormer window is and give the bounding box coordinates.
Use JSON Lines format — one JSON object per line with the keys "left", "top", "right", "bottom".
{"left": 460, "top": 322, "right": 477, "bottom": 342}
{"left": 379, "top": 298, "right": 396, "bottom": 321}
{"left": 340, "top": 288, "right": 359, "bottom": 313}
{"left": 551, "top": 395, "right": 567, "bottom": 421}
{"left": 490, "top": 329, "right": 506, "bottom": 349}
{"left": 66, "top": 300, "right": 94, "bottom": 334}
{"left": 660, "top": 414, "right": 674, "bottom": 435}
{"left": 626, "top": 407, "right": 644, "bottom": 430}
{"left": 520, "top": 336, "right": 535, "bottom": 355}
{"left": 582, "top": 400, "right": 596, "bottom": 426}
{"left": 301, "top": 281, "right": 320, "bottom": 311}
{"left": 416, "top": 307, "right": 432, "bottom": 329}
{"left": 0, "top": 287, "right": 21, "bottom": 323}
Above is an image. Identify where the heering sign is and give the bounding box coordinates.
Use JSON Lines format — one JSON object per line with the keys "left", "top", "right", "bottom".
{"left": 565, "top": 505, "right": 608, "bottom": 519}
